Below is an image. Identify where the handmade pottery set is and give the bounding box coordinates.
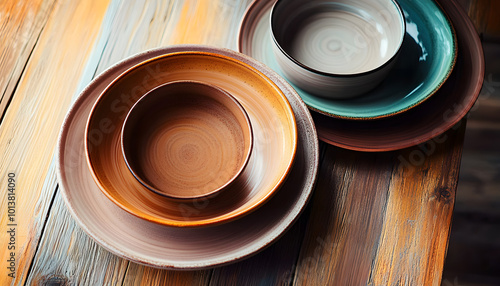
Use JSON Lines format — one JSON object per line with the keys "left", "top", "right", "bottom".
{"left": 57, "top": 0, "right": 483, "bottom": 269}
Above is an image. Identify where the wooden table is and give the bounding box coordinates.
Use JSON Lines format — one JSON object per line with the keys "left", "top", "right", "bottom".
{"left": 0, "top": 0, "right": 467, "bottom": 285}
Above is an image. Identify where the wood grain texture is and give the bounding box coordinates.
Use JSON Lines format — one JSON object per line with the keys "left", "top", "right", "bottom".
{"left": 442, "top": 40, "right": 500, "bottom": 285}
{"left": 23, "top": 0, "right": 252, "bottom": 285}
{"left": 0, "top": 0, "right": 471, "bottom": 285}
{"left": 370, "top": 122, "right": 465, "bottom": 286}
{"left": 123, "top": 264, "right": 210, "bottom": 286}
{"left": 292, "top": 123, "right": 466, "bottom": 286}
{"left": 26, "top": 193, "right": 129, "bottom": 285}
{"left": 468, "top": 0, "right": 500, "bottom": 37}
{"left": 0, "top": 0, "right": 110, "bottom": 284}
{"left": 293, "top": 146, "right": 395, "bottom": 285}
{"left": 0, "top": 0, "right": 55, "bottom": 118}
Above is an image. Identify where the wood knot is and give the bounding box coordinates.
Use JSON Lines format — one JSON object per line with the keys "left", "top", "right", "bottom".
{"left": 435, "top": 187, "right": 453, "bottom": 203}
{"left": 35, "top": 274, "right": 69, "bottom": 286}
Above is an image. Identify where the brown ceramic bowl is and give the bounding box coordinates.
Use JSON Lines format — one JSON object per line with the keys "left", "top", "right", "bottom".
{"left": 270, "top": 0, "right": 405, "bottom": 99}
{"left": 84, "top": 49, "right": 297, "bottom": 227}
{"left": 58, "top": 45, "right": 317, "bottom": 269}
{"left": 121, "top": 81, "right": 253, "bottom": 200}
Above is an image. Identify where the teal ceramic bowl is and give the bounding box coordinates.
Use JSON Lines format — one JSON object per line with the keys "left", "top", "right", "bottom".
{"left": 239, "top": 0, "right": 457, "bottom": 119}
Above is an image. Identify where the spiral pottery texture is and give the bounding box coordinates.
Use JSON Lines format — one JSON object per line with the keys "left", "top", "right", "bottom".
{"left": 57, "top": 45, "right": 319, "bottom": 269}
{"left": 271, "top": 0, "right": 405, "bottom": 99}
{"left": 85, "top": 50, "right": 297, "bottom": 227}
{"left": 240, "top": 0, "right": 457, "bottom": 119}
{"left": 121, "top": 81, "right": 253, "bottom": 199}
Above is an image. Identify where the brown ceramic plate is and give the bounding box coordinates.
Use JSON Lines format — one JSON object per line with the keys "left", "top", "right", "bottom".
{"left": 57, "top": 45, "right": 318, "bottom": 269}
{"left": 309, "top": 0, "right": 484, "bottom": 151}
{"left": 85, "top": 49, "right": 297, "bottom": 227}
{"left": 239, "top": 0, "right": 482, "bottom": 151}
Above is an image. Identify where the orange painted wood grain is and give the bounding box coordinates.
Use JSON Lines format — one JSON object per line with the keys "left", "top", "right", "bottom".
{"left": 0, "top": 0, "right": 55, "bottom": 117}
{"left": 0, "top": 0, "right": 110, "bottom": 284}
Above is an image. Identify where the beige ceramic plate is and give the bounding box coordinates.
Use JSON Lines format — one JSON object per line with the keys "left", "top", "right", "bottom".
{"left": 57, "top": 45, "right": 318, "bottom": 269}
{"left": 85, "top": 50, "right": 297, "bottom": 227}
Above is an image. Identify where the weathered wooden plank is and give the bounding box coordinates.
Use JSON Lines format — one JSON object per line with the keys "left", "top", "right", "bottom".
{"left": 207, "top": 116, "right": 320, "bottom": 286}
{"left": 123, "top": 264, "right": 210, "bottom": 286}
{"left": 112, "top": 1, "right": 252, "bottom": 283}
{"left": 1, "top": 0, "right": 472, "bottom": 285}
{"left": 369, "top": 122, "right": 466, "bottom": 286}
{"left": 25, "top": 193, "right": 129, "bottom": 285}
{"left": 292, "top": 146, "right": 395, "bottom": 285}
{"left": 0, "top": 0, "right": 55, "bottom": 118}
{"left": 468, "top": 0, "right": 500, "bottom": 38}
{"left": 162, "top": 0, "right": 252, "bottom": 49}
{"left": 209, "top": 206, "right": 310, "bottom": 286}
{"left": 0, "top": 0, "right": 110, "bottom": 284}
{"left": 291, "top": 123, "right": 465, "bottom": 286}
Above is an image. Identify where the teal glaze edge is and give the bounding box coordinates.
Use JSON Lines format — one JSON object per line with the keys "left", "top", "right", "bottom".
{"left": 302, "top": 0, "right": 458, "bottom": 120}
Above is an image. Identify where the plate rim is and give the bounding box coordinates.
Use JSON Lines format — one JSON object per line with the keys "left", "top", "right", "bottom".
{"left": 56, "top": 44, "right": 319, "bottom": 269}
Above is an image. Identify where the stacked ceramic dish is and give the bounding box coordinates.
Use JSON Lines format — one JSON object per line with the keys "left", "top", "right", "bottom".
{"left": 57, "top": 46, "right": 319, "bottom": 269}
{"left": 239, "top": 0, "right": 484, "bottom": 151}
{"left": 57, "top": 0, "right": 484, "bottom": 270}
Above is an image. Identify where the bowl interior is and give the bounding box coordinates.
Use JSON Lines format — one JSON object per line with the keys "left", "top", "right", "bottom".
{"left": 240, "top": 0, "right": 457, "bottom": 119}
{"left": 85, "top": 51, "right": 297, "bottom": 227}
{"left": 58, "top": 44, "right": 318, "bottom": 269}
{"left": 122, "top": 81, "right": 253, "bottom": 200}
{"left": 271, "top": 0, "right": 405, "bottom": 75}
